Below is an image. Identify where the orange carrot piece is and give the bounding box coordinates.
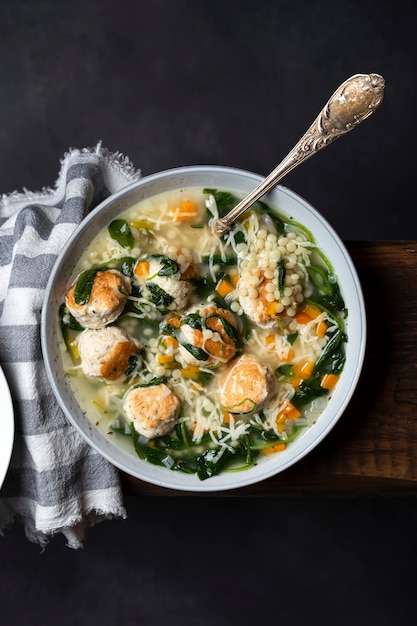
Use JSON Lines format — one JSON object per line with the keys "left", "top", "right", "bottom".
{"left": 157, "top": 354, "right": 175, "bottom": 364}
{"left": 263, "top": 442, "right": 286, "bottom": 455}
{"left": 216, "top": 278, "right": 234, "bottom": 298}
{"left": 170, "top": 200, "right": 198, "bottom": 222}
{"left": 317, "top": 320, "right": 328, "bottom": 338}
{"left": 281, "top": 347, "right": 294, "bottom": 362}
{"left": 321, "top": 373, "right": 340, "bottom": 390}
{"left": 135, "top": 261, "right": 149, "bottom": 277}
{"left": 303, "top": 304, "right": 321, "bottom": 319}
{"left": 181, "top": 366, "right": 200, "bottom": 379}
{"left": 163, "top": 336, "right": 179, "bottom": 349}
{"left": 223, "top": 412, "right": 231, "bottom": 424}
{"left": 267, "top": 301, "right": 279, "bottom": 316}
{"left": 295, "top": 360, "right": 315, "bottom": 379}
{"left": 295, "top": 312, "right": 312, "bottom": 325}
{"left": 166, "top": 315, "right": 180, "bottom": 328}
{"left": 265, "top": 334, "right": 276, "bottom": 347}
{"left": 230, "top": 273, "right": 239, "bottom": 287}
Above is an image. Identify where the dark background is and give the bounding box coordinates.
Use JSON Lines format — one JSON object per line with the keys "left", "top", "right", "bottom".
{"left": 1, "top": 1, "right": 417, "bottom": 624}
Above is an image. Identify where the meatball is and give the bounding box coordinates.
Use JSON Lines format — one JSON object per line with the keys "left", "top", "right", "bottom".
{"left": 220, "top": 353, "right": 275, "bottom": 414}
{"left": 65, "top": 269, "right": 131, "bottom": 329}
{"left": 77, "top": 326, "right": 139, "bottom": 381}
{"left": 135, "top": 252, "right": 198, "bottom": 312}
{"left": 123, "top": 383, "right": 180, "bottom": 439}
{"left": 177, "top": 303, "right": 240, "bottom": 368}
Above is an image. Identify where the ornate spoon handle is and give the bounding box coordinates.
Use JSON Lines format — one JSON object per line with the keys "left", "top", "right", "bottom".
{"left": 212, "top": 73, "right": 385, "bottom": 237}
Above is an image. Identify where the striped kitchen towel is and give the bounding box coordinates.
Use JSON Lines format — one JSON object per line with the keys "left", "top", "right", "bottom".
{"left": 0, "top": 143, "right": 141, "bottom": 548}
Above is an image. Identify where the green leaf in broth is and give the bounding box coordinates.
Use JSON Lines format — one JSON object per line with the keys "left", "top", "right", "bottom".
{"left": 108, "top": 219, "right": 135, "bottom": 248}
{"left": 287, "top": 331, "right": 299, "bottom": 345}
{"left": 203, "top": 188, "right": 239, "bottom": 218}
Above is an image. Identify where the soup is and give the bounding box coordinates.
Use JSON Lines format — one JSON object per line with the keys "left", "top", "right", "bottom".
{"left": 59, "top": 187, "right": 347, "bottom": 480}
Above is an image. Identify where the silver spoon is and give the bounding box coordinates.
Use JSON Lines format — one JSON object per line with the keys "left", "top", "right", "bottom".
{"left": 212, "top": 73, "right": 385, "bottom": 237}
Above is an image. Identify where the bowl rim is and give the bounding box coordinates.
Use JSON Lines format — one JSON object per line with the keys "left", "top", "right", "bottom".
{"left": 41, "top": 165, "right": 366, "bottom": 492}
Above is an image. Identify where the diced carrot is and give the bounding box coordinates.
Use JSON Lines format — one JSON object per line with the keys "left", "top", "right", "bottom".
{"left": 291, "top": 378, "right": 302, "bottom": 391}
{"left": 287, "top": 406, "right": 301, "bottom": 420}
{"left": 277, "top": 400, "right": 301, "bottom": 421}
{"left": 267, "top": 301, "right": 279, "bottom": 316}
{"left": 295, "top": 311, "right": 312, "bottom": 325}
{"left": 303, "top": 304, "right": 321, "bottom": 319}
{"left": 321, "top": 373, "right": 340, "bottom": 390}
{"left": 135, "top": 261, "right": 149, "bottom": 277}
{"left": 281, "top": 347, "right": 294, "bottom": 362}
{"left": 181, "top": 366, "right": 200, "bottom": 379}
{"left": 317, "top": 320, "right": 328, "bottom": 338}
{"left": 295, "top": 360, "right": 315, "bottom": 379}
{"left": 170, "top": 200, "right": 198, "bottom": 222}
{"left": 223, "top": 412, "right": 231, "bottom": 424}
{"left": 182, "top": 200, "right": 196, "bottom": 212}
{"left": 163, "top": 336, "right": 179, "bottom": 349}
{"left": 157, "top": 354, "right": 174, "bottom": 364}
{"left": 263, "top": 442, "right": 286, "bottom": 455}
{"left": 230, "top": 273, "right": 239, "bottom": 287}
{"left": 276, "top": 401, "right": 302, "bottom": 432}
{"left": 265, "top": 334, "right": 276, "bottom": 347}
{"left": 166, "top": 315, "right": 180, "bottom": 328}
{"left": 216, "top": 278, "right": 234, "bottom": 298}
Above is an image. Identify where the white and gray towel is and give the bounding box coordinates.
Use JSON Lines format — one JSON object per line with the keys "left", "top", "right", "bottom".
{"left": 0, "top": 143, "right": 141, "bottom": 548}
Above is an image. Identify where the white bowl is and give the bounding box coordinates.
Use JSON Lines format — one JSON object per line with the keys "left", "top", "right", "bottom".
{"left": 41, "top": 166, "right": 366, "bottom": 492}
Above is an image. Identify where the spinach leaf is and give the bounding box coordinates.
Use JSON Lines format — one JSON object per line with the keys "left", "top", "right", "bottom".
{"left": 180, "top": 311, "right": 203, "bottom": 330}
{"left": 146, "top": 283, "right": 174, "bottom": 308}
{"left": 74, "top": 268, "right": 99, "bottom": 305}
{"left": 161, "top": 322, "right": 210, "bottom": 362}
{"left": 205, "top": 312, "right": 241, "bottom": 349}
{"left": 120, "top": 257, "right": 136, "bottom": 277}
{"left": 315, "top": 329, "right": 346, "bottom": 375}
{"left": 194, "top": 371, "right": 213, "bottom": 386}
{"left": 291, "top": 372, "right": 329, "bottom": 409}
{"left": 124, "top": 355, "right": 140, "bottom": 380}
{"left": 277, "top": 259, "right": 286, "bottom": 295}
{"left": 234, "top": 230, "right": 246, "bottom": 245}
{"left": 59, "top": 303, "right": 84, "bottom": 331}
{"left": 132, "top": 377, "right": 165, "bottom": 388}
{"left": 148, "top": 254, "right": 180, "bottom": 277}
{"left": 201, "top": 254, "right": 237, "bottom": 266}
{"left": 108, "top": 219, "right": 135, "bottom": 248}
{"left": 182, "top": 343, "right": 210, "bottom": 362}
{"left": 195, "top": 275, "right": 216, "bottom": 299}
{"left": 263, "top": 208, "right": 286, "bottom": 234}
{"left": 130, "top": 423, "right": 181, "bottom": 469}
{"left": 307, "top": 264, "right": 347, "bottom": 317}
{"left": 287, "top": 331, "right": 299, "bottom": 345}
{"left": 276, "top": 364, "right": 295, "bottom": 377}
{"left": 203, "top": 188, "right": 239, "bottom": 218}
{"left": 196, "top": 447, "right": 234, "bottom": 480}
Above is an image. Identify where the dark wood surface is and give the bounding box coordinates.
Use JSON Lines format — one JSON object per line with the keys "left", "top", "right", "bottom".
{"left": 121, "top": 241, "right": 417, "bottom": 497}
